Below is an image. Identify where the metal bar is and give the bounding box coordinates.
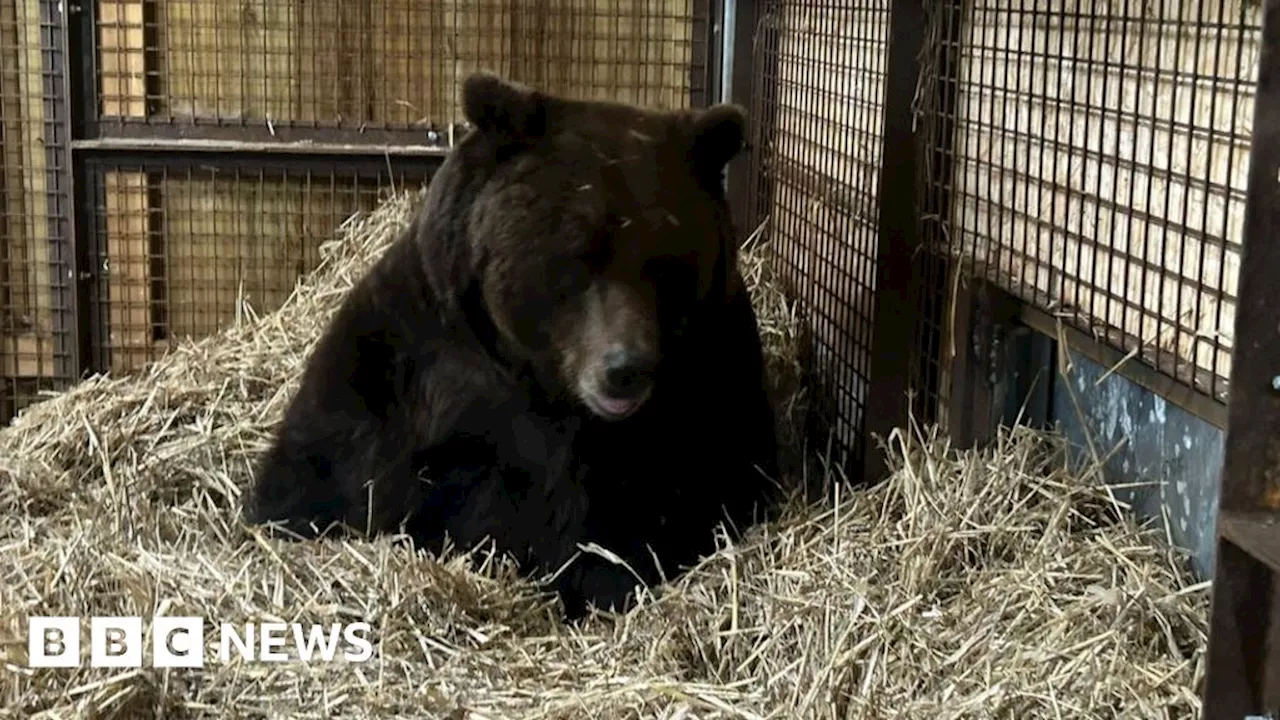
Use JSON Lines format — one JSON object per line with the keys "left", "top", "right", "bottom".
{"left": 78, "top": 151, "right": 445, "bottom": 178}
{"left": 914, "top": 0, "right": 964, "bottom": 431}
{"left": 85, "top": 122, "right": 454, "bottom": 149}
{"left": 1203, "top": 0, "right": 1280, "bottom": 715}
{"left": 66, "top": 0, "right": 96, "bottom": 380}
{"left": 71, "top": 0, "right": 97, "bottom": 138}
{"left": 863, "top": 0, "right": 925, "bottom": 483}
{"left": 726, "top": 0, "right": 769, "bottom": 243}
{"left": 1206, "top": 0, "right": 1280, "bottom": 517}
{"left": 73, "top": 137, "right": 452, "bottom": 158}
{"left": 75, "top": 160, "right": 106, "bottom": 374}
{"left": 697, "top": 0, "right": 720, "bottom": 108}
{"left": 42, "top": 0, "right": 78, "bottom": 383}
{"left": 719, "top": 0, "right": 735, "bottom": 105}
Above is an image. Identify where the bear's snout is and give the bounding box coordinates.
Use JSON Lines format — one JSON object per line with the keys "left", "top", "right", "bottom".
{"left": 577, "top": 344, "right": 656, "bottom": 421}
{"left": 601, "top": 346, "right": 657, "bottom": 398}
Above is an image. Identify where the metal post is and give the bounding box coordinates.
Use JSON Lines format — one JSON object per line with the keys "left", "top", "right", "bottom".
{"left": 41, "top": 0, "right": 81, "bottom": 386}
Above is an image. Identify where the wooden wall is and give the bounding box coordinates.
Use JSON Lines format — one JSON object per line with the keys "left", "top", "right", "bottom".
{"left": 97, "top": 0, "right": 697, "bottom": 126}
{"left": 0, "top": 0, "right": 56, "bottom": 386}
{"left": 81, "top": 0, "right": 699, "bottom": 375}
{"left": 99, "top": 169, "right": 398, "bottom": 373}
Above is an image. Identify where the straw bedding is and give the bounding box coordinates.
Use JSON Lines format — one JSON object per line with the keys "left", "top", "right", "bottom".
{"left": 0, "top": 189, "right": 1209, "bottom": 719}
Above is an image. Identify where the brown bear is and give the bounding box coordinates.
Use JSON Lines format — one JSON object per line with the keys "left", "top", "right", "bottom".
{"left": 242, "top": 71, "right": 780, "bottom": 620}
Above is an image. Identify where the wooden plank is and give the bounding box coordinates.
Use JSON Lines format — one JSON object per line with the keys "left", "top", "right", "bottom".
{"left": 0, "top": 334, "right": 55, "bottom": 377}
{"left": 0, "top": 0, "right": 23, "bottom": 336}
{"left": 944, "top": 277, "right": 1025, "bottom": 451}
{"left": 148, "top": 0, "right": 695, "bottom": 128}
{"left": 98, "top": 0, "right": 147, "bottom": 118}
{"left": 1203, "top": 538, "right": 1280, "bottom": 719}
{"left": 155, "top": 0, "right": 297, "bottom": 121}
{"left": 19, "top": 0, "right": 49, "bottom": 336}
{"left": 1203, "top": 0, "right": 1280, "bottom": 715}
{"left": 367, "top": 0, "right": 452, "bottom": 126}
{"left": 1220, "top": 511, "right": 1280, "bottom": 574}
{"left": 1019, "top": 302, "right": 1229, "bottom": 430}
{"left": 0, "top": 0, "right": 55, "bottom": 380}
{"left": 104, "top": 171, "right": 155, "bottom": 373}
{"left": 865, "top": 0, "right": 924, "bottom": 483}
{"left": 160, "top": 173, "right": 382, "bottom": 341}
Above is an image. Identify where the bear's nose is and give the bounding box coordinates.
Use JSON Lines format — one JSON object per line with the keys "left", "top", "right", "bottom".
{"left": 602, "top": 348, "right": 656, "bottom": 398}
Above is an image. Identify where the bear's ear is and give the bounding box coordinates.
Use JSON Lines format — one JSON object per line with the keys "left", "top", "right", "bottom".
{"left": 462, "top": 70, "right": 547, "bottom": 141}
{"left": 690, "top": 103, "right": 748, "bottom": 177}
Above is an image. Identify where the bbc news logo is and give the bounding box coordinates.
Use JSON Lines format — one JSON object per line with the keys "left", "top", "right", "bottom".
{"left": 27, "top": 616, "right": 374, "bottom": 668}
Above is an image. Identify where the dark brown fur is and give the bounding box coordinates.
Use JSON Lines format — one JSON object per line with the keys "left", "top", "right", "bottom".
{"left": 242, "top": 72, "right": 780, "bottom": 620}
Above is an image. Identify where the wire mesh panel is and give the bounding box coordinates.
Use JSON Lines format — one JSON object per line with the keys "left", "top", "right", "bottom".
{"left": 82, "top": 157, "right": 434, "bottom": 374}
{"left": 921, "top": 0, "right": 1260, "bottom": 408}
{"left": 910, "top": 2, "right": 963, "bottom": 429}
{"left": 92, "top": 0, "right": 710, "bottom": 138}
{"left": 78, "top": 0, "right": 716, "bottom": 376}
{"left": 745, "top": 1, "right": 892, "bottom": 469}
{"left": 1, "top": 0, "right": 75, "bottom": 421}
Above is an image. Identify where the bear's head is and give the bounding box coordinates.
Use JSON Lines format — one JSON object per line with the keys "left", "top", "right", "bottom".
{"left": 422, "top": 71, "right": 749, "bottom": 422}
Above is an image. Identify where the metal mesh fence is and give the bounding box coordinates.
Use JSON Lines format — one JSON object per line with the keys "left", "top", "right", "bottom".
{"left": 68, "top": 0, "right": 714, "bottom": 404}
{"left": 0, "top": 0, "right": 714, "bottom": 425}
{"left": 911, "top": 2, "right": 963, "bottom": 431}
{"left": 1, "top": 0, "right": 75, "bottom": 420}
{"left": 92, "top": 0, "right": 709, "bottom": 139}
{"left": 81, "top": 157, "right": 433, "bottom": 375}
{"left": 916, "top": 0, "right": 1260, "bottom": 412}
{"left": 745, "top": 0, "right": 892, "bottom": 470}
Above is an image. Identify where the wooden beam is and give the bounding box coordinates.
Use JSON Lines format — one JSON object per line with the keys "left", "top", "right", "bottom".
{"left": 1202, "top": 0, "right": 1280, "bottom": 715}
{"left": 864, "top": 0, "right": 924, "bottom": 483}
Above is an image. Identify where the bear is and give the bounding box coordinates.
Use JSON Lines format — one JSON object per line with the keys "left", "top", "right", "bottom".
{"left": 241, "top": 71, "right": 781, "bottom": 621}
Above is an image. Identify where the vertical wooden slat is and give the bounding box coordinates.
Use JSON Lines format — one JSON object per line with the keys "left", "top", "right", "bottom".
{"left": 104, "top": 171, "right": 153, "bottom": 372}
{"left": 0, "top": 0, "right": 55, "bottom": 379}
{"left": 157, "top": 0, "right": 296, "bottom": 121}
{"left": 863, "top": 0, "right": 924, "bottom": 482}
{"left": 98, "top": 0, "right": 147, "bottom": 118}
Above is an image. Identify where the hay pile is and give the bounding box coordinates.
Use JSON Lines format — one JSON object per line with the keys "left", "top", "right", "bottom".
{"left": 0, "top": 189, "right": 1209, "bottom": 719}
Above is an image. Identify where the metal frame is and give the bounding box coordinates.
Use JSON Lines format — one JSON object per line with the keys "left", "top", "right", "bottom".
{"left": 913, "top": 3, "right": 1254, "bottom": 447}
{"left": 725, "top": 0, "right": 772, "bottom": 243}
{"left": 43, "top": 0, "right": 79, "bottom": 384}
{"left": 909, "top": 0, "right": 963, "bottom": 434}
{"left": 74, "top": 150, "right": 442, "bottom": 372}
{"left": 726, "top": 0, "right": 935, "bottom": 484}
{"left": 1202, "top": 0, "right": 1280, "bottom": 714}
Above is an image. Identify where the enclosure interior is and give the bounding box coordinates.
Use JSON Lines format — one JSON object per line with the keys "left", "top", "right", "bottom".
{"left": 0, "top": 0, "right": 1262, "bottom": 581}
